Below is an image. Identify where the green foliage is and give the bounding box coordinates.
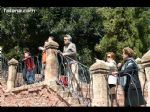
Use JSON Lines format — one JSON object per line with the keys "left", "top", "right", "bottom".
{"left": 78, "top": 48, "right": 93, "bottom": 67}
{"left": 95, "top": 7, "right": 150, "bottom": 62}
{"left": 1, "top": 7, "right": 103, "bottom": 66}
{"left": 5, "top": 46, "right": 22, "bottom": 60}
{"left": 1, "top": 7, "right": 150, "bottom": 66}
{"left": 134, "top": 7, "right": 150, "bottom": 53}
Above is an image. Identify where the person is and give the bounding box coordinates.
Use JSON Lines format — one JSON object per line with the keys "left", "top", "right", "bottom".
{"left": 38, "top": 46, "right": 46, "bottom": 81}
{"left": 62, "top": 34, "right": 77, "bottom": 61}
{"left": 105, "top": 52, "right": 118, "bottom": 106}
{"left": 61, "top": 34, "right": 79, "bottom": 91}
{"left": 22, "top": 48, "right": 35, "bottom": 84}
{"left": 38, "top": 36, "right": 54, "bottom": 81}
{"left": 112, "top": 47, "right": 145, "bottom": 106}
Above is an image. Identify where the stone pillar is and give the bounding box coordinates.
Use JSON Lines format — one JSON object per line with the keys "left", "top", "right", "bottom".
{"left": 116, "top": 85, "right": 125, "bottom": 107}
{"left": 7, "top": 58, "right": 18, "bottom": 91}
{"left": 90, "top": 60, "right": 110, "bottom": 106}
{"left": 44, "top": 38, "right": 59, "bottom": 85}
{"left": 141, "top": 50, "right": 150, "bottom": 106}
{"left": 135, "top": 58, "right": 146, "bottom": 94}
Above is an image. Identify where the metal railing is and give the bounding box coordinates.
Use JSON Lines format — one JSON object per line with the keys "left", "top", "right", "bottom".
{"left": 0, "top": 53, "right": 8, "bottom": 82}
{"left": 0, "top": 51, "right": 147, "bottom": 107}
{"left": 55, "top": 50, "right": 92, "bottom": 106}
{"left": 15, "top": 55, "right": 44, "bottom": 87}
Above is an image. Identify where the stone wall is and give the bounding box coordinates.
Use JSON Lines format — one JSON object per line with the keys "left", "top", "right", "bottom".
{"left": 0, "top": 82, "right": 70, "bottom": 106}
{"left": 141, "top": 50, "right": 150, "bottom": 106}
{"left": 90, "top": 60, "right": 110, "bottom": 106}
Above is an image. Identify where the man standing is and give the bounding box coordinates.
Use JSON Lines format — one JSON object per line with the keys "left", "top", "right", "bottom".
{"left": 62, "top": 35, "right": 77, "bottom": 61}
{"left": 62, "top": 34, "right": 79, "bottom": 91}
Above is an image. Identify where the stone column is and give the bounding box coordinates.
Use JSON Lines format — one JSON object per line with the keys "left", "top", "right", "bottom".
{"left": 44, "top": 38, "right": 59, "bottom": 85}
{"left": 141, "top": 50, "right": 150, "bottom": 106}
{"left": 135, "top": 58, "right": 146, "bottom": 94}
{"left": 90, "top": 60, "right": 110, "bottom": 106}
{"left": 7, "top": 58, "right": 18, "bottom": 91}
{"left": 116, "top": 85, "right": 125, "bottom": 107}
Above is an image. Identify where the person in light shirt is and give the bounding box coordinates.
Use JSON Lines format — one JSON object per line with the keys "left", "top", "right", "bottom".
{"left": 105, "top": 52, "right": 118, "bottom": 106}
{"left": 62, "top": 34, "right": 79, "bottom": 91}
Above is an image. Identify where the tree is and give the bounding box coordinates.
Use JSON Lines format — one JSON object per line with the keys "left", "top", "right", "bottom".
{"left": 2, "top": 7, "right": 149, "bottom": 67}
{"left": 1, "top": 7, "right": 104, "bottom": 66}
{"left": 134, "top": 7, "right": 150, "bottom": 53}
{"left": 95, "top": 7, "right": 150, "bottom": 62}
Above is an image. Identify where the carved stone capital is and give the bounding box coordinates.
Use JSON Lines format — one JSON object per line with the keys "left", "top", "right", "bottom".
{"left": 8, "top": 58, "right": 18, "bottom": 66}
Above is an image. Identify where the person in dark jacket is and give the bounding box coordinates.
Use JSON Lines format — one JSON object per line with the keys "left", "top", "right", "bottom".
{"left": 112, "top": 47, "right": 146, "bottom": 106}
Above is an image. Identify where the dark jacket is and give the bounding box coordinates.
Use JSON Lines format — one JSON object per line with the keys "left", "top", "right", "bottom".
{"left": 118, "top": 57, "right": 146, "bottom": 106}
{"left": 118, "top": 57, "right": 141, "bottom": 89}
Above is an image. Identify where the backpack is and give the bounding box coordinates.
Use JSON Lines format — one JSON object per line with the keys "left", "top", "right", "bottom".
{"left": 59, "top": 75, "right": 68, "bottom": 86}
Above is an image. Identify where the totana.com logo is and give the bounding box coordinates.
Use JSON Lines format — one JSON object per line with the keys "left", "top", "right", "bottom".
{"left": 3, "top": 7, "right": 35, "bottom": 13}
